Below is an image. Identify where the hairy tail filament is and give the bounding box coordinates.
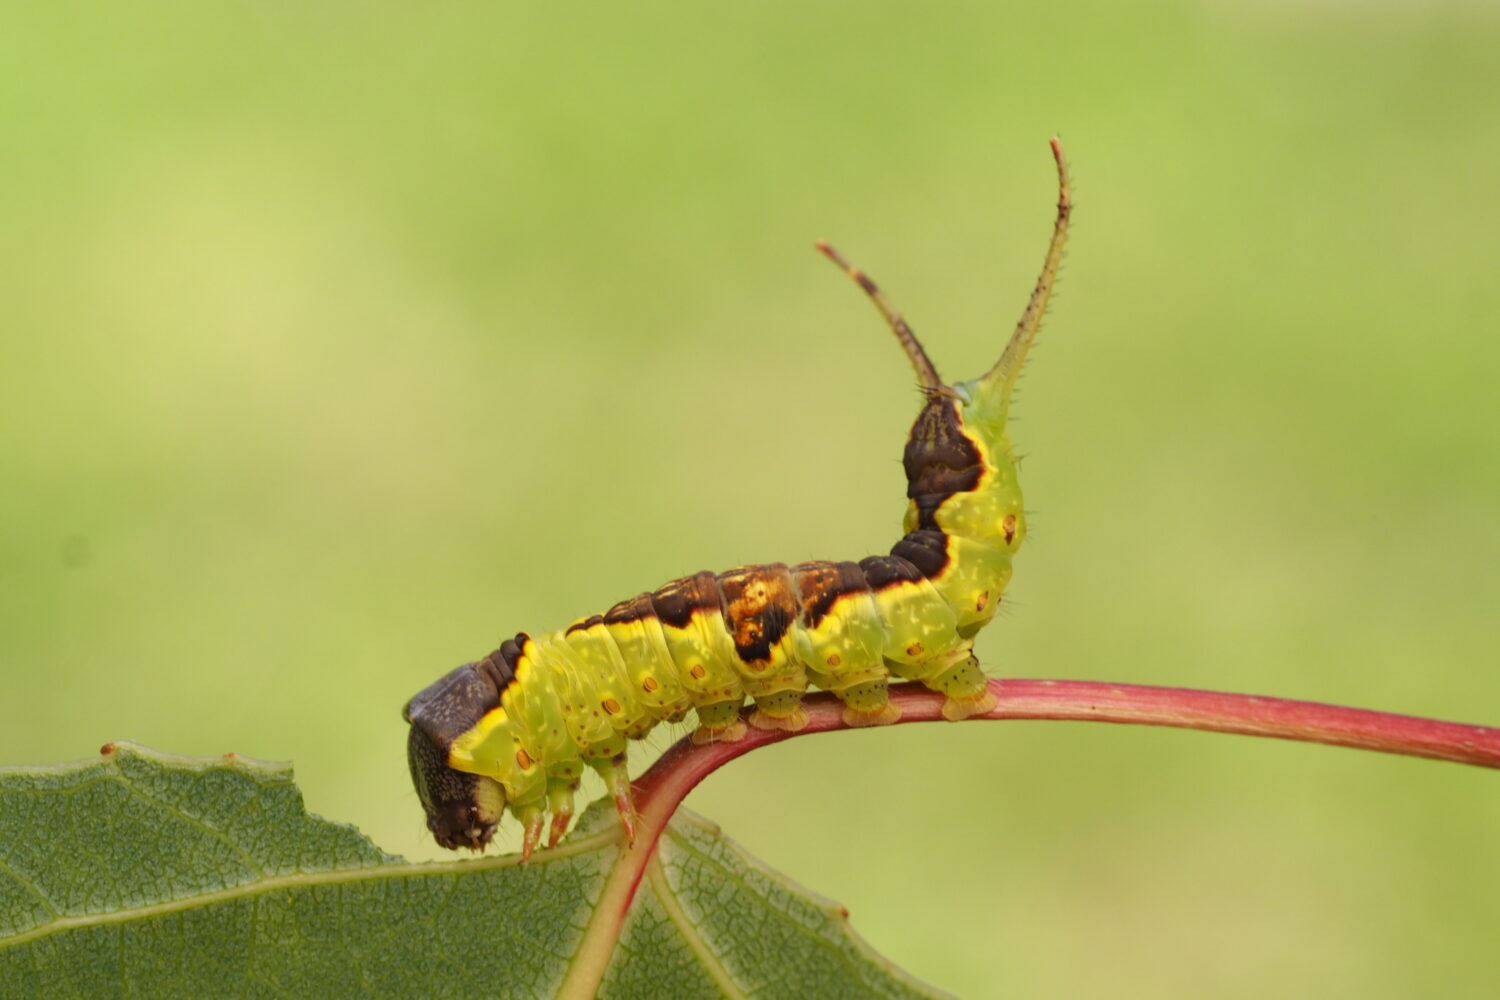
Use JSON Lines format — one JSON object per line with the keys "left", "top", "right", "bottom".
{"left": 977, "top": 137, "right": 1072, "bottom": 417}
{"left": 815, "top": 240, "right": 945, "bottom": 391}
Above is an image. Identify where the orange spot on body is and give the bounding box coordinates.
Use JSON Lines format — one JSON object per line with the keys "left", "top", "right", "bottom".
{"left": 689, "top": 664, "right": 706, "bottom": 679}
{"left": 976, "top": 591, "right": 990, "bottom": 611}
{"left": 516, "top": 749, "right": 534, "bottom": 769}
{"left": 906, "top": 642, "right": 925, "bottom": 657}
{"left": 602, "top": 698, "right": 621, "bottom": 714}
{"left": 643, "top": 677, "right": 659, "bottom": 693}
{"left": 826, "top": 653, "right": 841, "bottom": 667}
{"left": 1003, "top": 514, "right": 1017, "bottom": 544}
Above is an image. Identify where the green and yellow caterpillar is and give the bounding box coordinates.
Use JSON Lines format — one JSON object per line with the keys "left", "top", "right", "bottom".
{"left": 405, "top": 139, "right": 1072, "bottom": 858}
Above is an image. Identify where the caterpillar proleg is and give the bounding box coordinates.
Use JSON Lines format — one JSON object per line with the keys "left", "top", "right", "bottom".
{"left": 405, "top": 139, "right": 1072, "bottom": 858}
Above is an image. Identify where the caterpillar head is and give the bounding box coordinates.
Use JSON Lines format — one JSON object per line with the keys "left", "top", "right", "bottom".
{"left": 403, "top": 662, "right": 506, "bottom": 850}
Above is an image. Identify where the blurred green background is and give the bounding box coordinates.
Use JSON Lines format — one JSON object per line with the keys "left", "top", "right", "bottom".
{"left": 3, "top": 1, "right": 1498, "bottom": 996}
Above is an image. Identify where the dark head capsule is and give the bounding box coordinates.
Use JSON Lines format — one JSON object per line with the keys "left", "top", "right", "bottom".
{"left": 403, "top": 662, "right": 507, "bottom": 850}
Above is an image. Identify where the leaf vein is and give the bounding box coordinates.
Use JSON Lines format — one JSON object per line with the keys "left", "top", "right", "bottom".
{"left": 0, "top": 852, "right": 60, "bottom": 917}
{"left": 645, "top": 854, "right": 748, "bottom": 1000}
{"left": 108, "top": 769, "right": 267, "bottom": 877}
{"left": 0, "top": 856, "right": 524, "bottom": 953}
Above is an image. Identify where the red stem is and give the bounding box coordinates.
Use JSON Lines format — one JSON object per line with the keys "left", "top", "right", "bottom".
{"left": 633, "top": 678, "right": 1500, "bottom": 823}
{"left": 558, "top": 679, "right": 1500, "bottom": 999}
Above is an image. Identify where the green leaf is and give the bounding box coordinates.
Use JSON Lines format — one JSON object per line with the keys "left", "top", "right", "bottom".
{"left": 0, "top": 743, "right": 946, "bottom": 999}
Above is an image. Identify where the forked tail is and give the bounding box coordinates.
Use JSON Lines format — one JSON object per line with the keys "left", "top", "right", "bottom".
{"left": 815, "top": 138, "right": 1072, "bottom": 424}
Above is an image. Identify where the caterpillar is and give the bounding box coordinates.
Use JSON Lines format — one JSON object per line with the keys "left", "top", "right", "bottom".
{"left": 405, "top": 138, "right": 1072, "bottom": 858}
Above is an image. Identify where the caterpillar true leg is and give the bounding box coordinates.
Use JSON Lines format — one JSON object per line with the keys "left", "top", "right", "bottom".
{"left": 544, "top": 771, "right": 581, "bottom": 850}
{"left": 517, "top": 802, "right": 546, "bottom": 862}
{"left": 405, "top": 139, "right": 1072, "bottom": 855}
{"left": 590, "top": 753, "right": 637, "bottom": 846}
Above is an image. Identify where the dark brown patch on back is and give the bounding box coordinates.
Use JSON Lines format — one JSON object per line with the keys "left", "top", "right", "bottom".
{"left": 890, "top": 529, "right": 950, "bottom": 578}
{"left": 858, "top": 554, "right": 924, "bottom": 591}
{"left": 716, "top": 563, "right": 799, "bottom": 663}
{"left": 650, "top": 570, "right": 721, "bottom": 629}
{"left": 565, "top": 614, "right": 605, "bottom": 636}
{"left": 904, "top": 396, "right": 983, "bottom": 529}
{"left": 792, "top": 560, "right": 871, "bottom": 628}
{"left": 603, "top": 593, "right": 655, "bottom": 626}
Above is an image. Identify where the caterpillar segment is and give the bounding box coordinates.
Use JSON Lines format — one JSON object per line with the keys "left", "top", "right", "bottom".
{"left": 405, "top": 138, "right": 1073, "bottom": 859}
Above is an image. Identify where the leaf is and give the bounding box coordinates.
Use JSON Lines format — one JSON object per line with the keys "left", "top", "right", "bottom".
{"left": 590, "top": 808, "right": 947, "bottom": 1000}
{"left": 0, "top": 742, "right": 946, "bottom": 1000}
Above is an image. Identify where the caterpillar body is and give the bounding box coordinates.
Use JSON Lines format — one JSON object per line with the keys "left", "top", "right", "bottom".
{"left": 405, "top": 139, "right": 1072, "bottom": 858}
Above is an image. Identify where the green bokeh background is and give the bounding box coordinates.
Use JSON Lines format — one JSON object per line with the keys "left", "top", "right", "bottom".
{"left": 4, "top": 2, "right": 1498, "bottom": 996}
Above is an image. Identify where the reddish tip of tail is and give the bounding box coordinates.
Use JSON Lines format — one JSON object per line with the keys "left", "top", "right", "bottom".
{"left": 814, "top": 240, "right": 850, "bottom": 268}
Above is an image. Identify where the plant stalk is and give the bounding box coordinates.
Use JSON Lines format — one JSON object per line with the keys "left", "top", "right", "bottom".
{"left": 559, "top": 678, "right": 1500, "bottom": 998}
